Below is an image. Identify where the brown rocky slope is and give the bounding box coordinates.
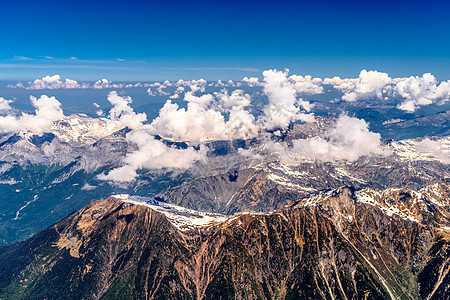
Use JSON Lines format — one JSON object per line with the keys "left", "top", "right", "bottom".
{"left": 0, "top": 183, "right": 449, "bottom": 299}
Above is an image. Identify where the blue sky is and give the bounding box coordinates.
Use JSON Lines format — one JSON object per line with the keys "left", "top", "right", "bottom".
{"left": 1, "top": 0, "right": 449, "bottom": 80}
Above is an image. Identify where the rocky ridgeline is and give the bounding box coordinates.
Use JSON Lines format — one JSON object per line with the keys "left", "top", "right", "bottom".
{"left": 0, "top": 183, "right": 449, "bottom": 299}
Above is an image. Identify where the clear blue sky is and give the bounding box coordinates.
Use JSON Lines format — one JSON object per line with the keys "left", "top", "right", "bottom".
{"left": 1, "top": 0, "right": 449, "bottom": 80}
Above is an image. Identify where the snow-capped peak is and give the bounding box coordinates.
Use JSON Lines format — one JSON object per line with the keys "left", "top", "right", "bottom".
{"left": 51, "top": 114, "right": 124, "bottom": 147}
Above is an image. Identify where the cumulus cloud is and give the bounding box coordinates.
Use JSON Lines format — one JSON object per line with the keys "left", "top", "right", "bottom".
{"left": 324, "top": 70, "right": 449, "bottom": 111}
{"left": 8, "top": 76, "right": 146, "bottom": 90}
{"left": 148, "top": 87, "right": 260, "bottom": 142}
{"left": 0, "top": 95, "right": 64, "bottom": 134}
{"left": 106, "top": 91, "right": 147, "bottom": 129}
{"left": 146, "top": 69, "right": 320, "bottom": 142}
{"left": 394, "top": 74, "right": 450, "bottom": 112}
{"left": 216, "top": 89, "right": 251, "bottom": 110}
{"left": 190, "top": 84, "right": 205, "bottom": 93}
{"left": 260, "top": 69, "right": 313, "bottom": 130}
{"left": 289, "top": 75, "right": 324, "bottom": 95}
{"left": 416, "top": 138, "right": 450, "bottom": 163}
{"left": 146, "top": 87, "right": 156, "bottom": 96}
{"left": 93, "top": 79, "right": 141, "bottom": 89}
{"left": 147, "top": 81, "right": 182, "bottom": 97}
{"left": 322, "top": 76, "right": 357, "bottom": 86}
{"left": 334, "top": 70, "right": 391, "bottom": 102}
{"left": 148, "top": 100, "right": 253, "bottom": 142}
{"left": 175, "top": 86, "right": 185, "bottom": 94}
{"left": 263, "top": 115, "right": 385, "bottom": 163}
{"left": 0, "top": 97, "right": 13, "bottom": 110}
{"left": 98, "top": 129, "right": 205, "bottom": 182}
{"left": 184, "top": 90, "right": 214, "bottom": 105}
{"left": 7, "top": 75, "right": 83, "bottom": 89}
{"left": 6, "top": 82, "right": 25, "bottom": 89}
{"left": 242, "top": 77, "right": 260, "bottom": 86}
{"left": 93, "top": 79, "right": 113, "bottom": 89}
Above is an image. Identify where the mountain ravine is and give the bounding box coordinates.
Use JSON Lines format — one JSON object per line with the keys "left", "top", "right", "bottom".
{"left": 0, "top": 182, "right": 449, "bottom": 299}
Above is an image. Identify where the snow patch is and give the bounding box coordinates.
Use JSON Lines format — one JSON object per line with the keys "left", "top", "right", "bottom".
{"left": 356, "top": 189, "right": 420, "bottom": 222}
{"left": 114, "top": 195, "right": 228, "bottom": 230}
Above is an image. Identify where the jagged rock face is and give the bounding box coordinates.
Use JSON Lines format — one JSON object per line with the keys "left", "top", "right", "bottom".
{"left": 1, "top": 184, "right": 449, "bottom": 299}
{"left": 157, "top": 169, "right": 256, "bottom": 213}
{"left": 160, "top": 159, "right": 449, "bottom": 215}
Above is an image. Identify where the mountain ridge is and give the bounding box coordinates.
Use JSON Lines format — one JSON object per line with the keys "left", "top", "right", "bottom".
{"left": 1, "top": 182, "right": 449, "bottom": 299}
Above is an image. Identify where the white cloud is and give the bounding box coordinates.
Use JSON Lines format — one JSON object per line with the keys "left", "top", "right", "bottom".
{"left": 264, "top": 115, "right": 385, "bottom": 163}
{"left": 106, "top": 91, "right": 147, "bottom": 129}
{"left": 157, "top": 87, "right": 170, "bottom": 96}
{"left": 416, "top": 138, "right": 450, "bottom": 163}
{"left": 6, "top": 82, "right": 24, "bottom": 89}
{"left": 260, "top": 69, "right": 313, "bottom": 130}
{"left": 184, "top": 90, "right": 214, "bottom": 105}
{"left": 148, "top": 87, "right": 260, "bottom": 142}
{"left": 93, "top": 79, "right": 137, "bottom": 89}
{"left": 0, "top": 97, "right": 13, "bottom": 110}
{"left": 289, "top": 74, "right": 324, "bottom": 95}
{"left": 98, "top": 129, "right": 205, "bottom": 182}
{"left": 216, "top": 89, "right": 251, "bottom": 110}
{"left": 0, "top": 95, "right": 64, "bottom": 134}
{"left": 93, "top": 79, "right": 114, "bottom": 89}
{"left": 395, "top": 74, "right": 450, "bottom": 112}
{"left": 322, "top": 76, "right": 357, "bottom": 86}
{"left": 242, "top": 77, "right": 261, "bottom": 86}
{"left": 147, "top": 81, "right": 180, "bottom": 96}
{"left": 148, "top": 100, "right": 227, "bottom": 141}
{"left": 190, "top": 84, "right": 205, "bottom": 93}
{"left": 8, "top": 76, "right": 146, "bottom": 90}
{"left": 16, "top": 75, "right": 82, "bottom": 89}
{"left": 146, "top": 69, "right": 321, "bottom": 141}
{"left": 322, "top": 70, "right": 449, "bottom": 110}
{"left": 175, "top": 86, "right": 185, "bottom": 94}
{"left": 334, "top": 70, "right": 391, "bottom": 102}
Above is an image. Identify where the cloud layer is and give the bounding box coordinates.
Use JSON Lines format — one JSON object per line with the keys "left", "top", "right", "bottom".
{"left": 261, "top": 69, "right": 313, "bottom": 130}
{"left": 98, "top": 129, "right": 205, "bottom": 182}
{"left": 264, "top": 115, "right": 385, "bottom": 163}
{"left": 0, "top": 95, "right": 64, "bottom": 134}
{"left": 106, "top": 91, "right": 147, "bottom": 129}
{"left": 148, "top": 89, "right": 260, "bottom": 142}
{"left": 8, "top": 70, "right": 449, "bottom": 112}
{"left": 334, "top": 70, "right": 391, "bottom": 102}
{"left": 331, "top": 70, "right": 450, "bottom": 111}
{"left": 394, "top": 74, "right": 450, "bottom": 112}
